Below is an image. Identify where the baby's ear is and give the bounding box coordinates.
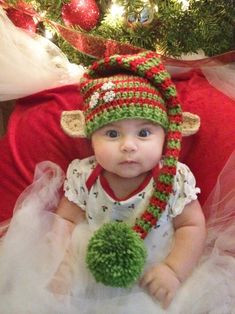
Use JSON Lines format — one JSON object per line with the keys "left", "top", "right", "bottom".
{"left": 182, "top": 112, "right": 200, "bottom": 136}
{"left": 61, "top": 110, "right": 86, "bottom": 137}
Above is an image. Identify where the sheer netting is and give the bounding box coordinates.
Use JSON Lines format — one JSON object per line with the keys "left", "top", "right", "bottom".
{"left": 167, "top": 50, "right": 235, "bottom": 102}
{"left": 203, "top": 150, "right": 235, "bottom": 257}
{"left": 0, "top": 154, "right": 235, "bottom": 313}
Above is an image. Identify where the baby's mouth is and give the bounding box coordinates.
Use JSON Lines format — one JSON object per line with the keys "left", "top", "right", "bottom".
{"left": 120, "top": 160, "right": 137, "bottom": 164}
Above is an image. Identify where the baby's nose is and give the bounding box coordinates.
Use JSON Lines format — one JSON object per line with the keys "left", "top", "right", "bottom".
{"left": 120, "top": 136, "right": 137, "bottom": 152}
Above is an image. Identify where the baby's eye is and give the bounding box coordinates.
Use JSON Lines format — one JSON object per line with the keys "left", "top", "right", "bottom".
{"left": 106, "top": 130, "right": 119, "bottom": 138}
{"left": 138, "top": 128, "right": 151, "bottom": 137}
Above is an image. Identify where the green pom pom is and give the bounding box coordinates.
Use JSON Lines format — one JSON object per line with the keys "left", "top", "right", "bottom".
{"left": 86, "top": 222, "right": 147, "bottom": 288}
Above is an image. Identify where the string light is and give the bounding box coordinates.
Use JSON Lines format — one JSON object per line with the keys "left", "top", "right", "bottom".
{"left": 177, "top": 0, "right": 190, "bottom": 11}
{"left": 109, "top": 3, "right": 125, "bottom": 19}
{"left": 154, "top": 5, "right": 159, "bottom": 13}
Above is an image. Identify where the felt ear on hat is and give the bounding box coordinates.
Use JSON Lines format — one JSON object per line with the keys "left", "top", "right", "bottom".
{"left": 60, "top": 110, "right": 200, "bottom": 138}
{"left": 182, "top": 112, "right": 200, "bottom": 136}
{"left": 61, "top": 110, "right": 86, "bottom": 138}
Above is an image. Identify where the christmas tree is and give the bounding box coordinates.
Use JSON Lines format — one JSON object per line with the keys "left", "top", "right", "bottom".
{"left": 2, "top": 0, "right": 235, "bottom": 66}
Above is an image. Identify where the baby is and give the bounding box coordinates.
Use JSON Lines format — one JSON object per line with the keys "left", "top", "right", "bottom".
{"left": 59, "top": 51, "right": 206, "bottom": 309}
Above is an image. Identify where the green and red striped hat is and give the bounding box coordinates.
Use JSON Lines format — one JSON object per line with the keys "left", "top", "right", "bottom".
{"left": 81, "top": 51, "right": 182, "bottom": 239}
{"left": 80, "top": 73, "right": 169, "bottom": 137}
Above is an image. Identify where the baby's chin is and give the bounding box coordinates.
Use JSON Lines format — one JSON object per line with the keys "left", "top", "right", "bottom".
{"left": 113, "top": 168, "right": 150, "bottom": 180}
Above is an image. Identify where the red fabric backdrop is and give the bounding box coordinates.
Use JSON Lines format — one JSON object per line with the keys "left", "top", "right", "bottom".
{"left": 0, "top": 70, "right": 235, "bottom": 222}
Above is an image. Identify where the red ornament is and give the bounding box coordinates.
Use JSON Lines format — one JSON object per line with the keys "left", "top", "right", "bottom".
{"left": 62, "top": 0, "right": 100, "bottom": 31}
{"left": 6, "top": 1, "right": 38, "bottom": 33}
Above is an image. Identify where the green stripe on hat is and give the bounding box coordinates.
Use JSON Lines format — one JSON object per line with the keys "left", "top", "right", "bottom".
{"left": 85, "top": 104, "right": 168, "bottom": 137}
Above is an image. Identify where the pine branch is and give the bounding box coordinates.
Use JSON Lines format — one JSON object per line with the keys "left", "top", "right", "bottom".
{"left": 4, "top": 0, "right": 235, "bottom": 64}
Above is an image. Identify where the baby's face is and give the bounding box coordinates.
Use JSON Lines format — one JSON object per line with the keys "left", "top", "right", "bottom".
{"left": 91, "top": 119, "right": 165, "bottom": 179}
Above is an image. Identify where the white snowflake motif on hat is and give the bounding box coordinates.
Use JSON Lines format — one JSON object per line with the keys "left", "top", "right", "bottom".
{"left": 103, "top": 90, "right": 116, "bottom": 103}
{"left": 101, "top": 81, "right": 116, "bottom": 103}
{"left": 101, "top": 81, "right": 115, "bottom": 91}
{"left": 89, "top": 92, "right": 100, "bottom": 109}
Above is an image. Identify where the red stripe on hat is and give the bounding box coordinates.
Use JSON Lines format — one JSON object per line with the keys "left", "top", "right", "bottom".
{"left": 82, "top": 76, "right": 160, "bottom": 100}
{"left": 141, "top": 212, "right": 158, "bottom": 227}
{"left": 160, "top": 166, "right": 177, "bottom": 176}
{"left": 156, "top": 182, "right": 173, "bottom": 194}
{"left": 86, "top": 98, "right": 167, "bottom": 122}
{"left": 84, "top": 83, "right": 164, "bottom": 104}
{"left": 167, "top": 131, "right": 182, "bottom": 140}
{"left": 132, "top": 225, "right": 148, "bottom": 239}
{"left": 170, "top": 115, "right": 183, "bottom": 123}
{"left": 164, "top": 147, "right": 181, "bottom": 157}
{"left": 149, "top": 197, "right": 166, "bottom": 211}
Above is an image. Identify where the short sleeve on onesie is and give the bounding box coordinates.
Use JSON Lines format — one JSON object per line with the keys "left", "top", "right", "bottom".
{"left": 64, "top": 157, "right": 97, "bottom": 210}
{"left": 167, "top": 162, "right": 201, "bottom": 217}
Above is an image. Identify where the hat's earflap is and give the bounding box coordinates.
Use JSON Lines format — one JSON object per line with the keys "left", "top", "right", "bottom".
{"left": 182, "top": 112, "right": 200, "bottom": 136}
{"left": 61, "top": 110, "right": 86, "bottom": 138}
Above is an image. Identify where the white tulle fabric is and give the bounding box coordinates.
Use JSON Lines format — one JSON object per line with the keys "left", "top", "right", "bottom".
{"left": 0, "top": 153, "right": 235, "bottom": 313}
{"left": 166, "top": 51, "right": 235, "bottom": 102}
{"left": 201, "top": 63, "right": 235, "bottom": 101}
{"left": 0, "top": 7, "right": 85, "bottom": 101}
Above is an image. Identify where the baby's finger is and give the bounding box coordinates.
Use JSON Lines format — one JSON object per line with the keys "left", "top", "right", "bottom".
{"left": 162, "top": 291, "right": 175, "bottom": 309}
{"left": 153, "top": 287, "right": 167, "bottom": 303}
{"left": 139, "top": 272, "right": 152, "bottom": 287}
{"left": 146, "top": 279, "right": 161, "bottom": 296}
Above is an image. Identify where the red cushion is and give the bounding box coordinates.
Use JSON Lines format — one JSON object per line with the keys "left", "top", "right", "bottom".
{"left": 0, "top": 85, "right": 93, "bottom": 221}
{"left": 0, "top": 70, "right": 235, "bottom": 221}
{"left": 176, "top": 70, "right": 235, "bottom": 217}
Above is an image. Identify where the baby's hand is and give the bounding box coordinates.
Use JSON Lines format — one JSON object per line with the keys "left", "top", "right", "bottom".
{"left": 139, "top": 262, "right": 181, "bottom": 309}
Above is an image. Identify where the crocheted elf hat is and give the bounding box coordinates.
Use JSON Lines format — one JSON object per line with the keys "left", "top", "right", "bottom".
{"left": 80, "top": 72, "right": 169, "bottom": 137}
{"left": 61, "top": 54, "right": 200, "bottom": 138}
